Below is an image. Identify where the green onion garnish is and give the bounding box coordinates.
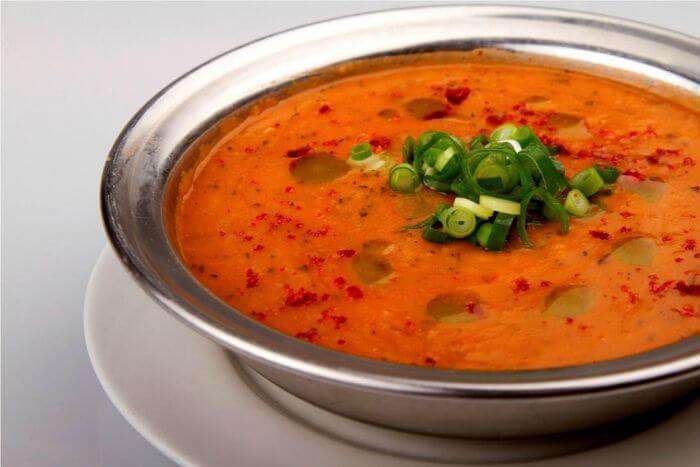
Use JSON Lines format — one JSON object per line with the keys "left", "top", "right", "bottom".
{"left": 453, "top": 197, "right": 493, "bottom": 219}
{"left": 438, "top": 207, "right": 477, "bottom": 238}
{"left": 385, "top": 123, "right": 620, "bottom": 252}
{"left": 479, "top": 195, "right": 521, "bottom": 215}
{"left": 389, "top": 163, "right": 421, "bottom": 193}
{"left": 422, "top": 226, "right": 454, "bottom": 244}
{"left": 564, "top": 189, "right": 591, "bottom": 217}
{"left": 476, "top": 223, "right": 493, "bottom": 248}
{"left": 402, "top": 136, "right": 416, "bottom": 163}
{"left": 349, "top": 142, "right": 372, "bottom": 162}
{"left": 490, "top": 123, "right": 518, "bottom": 142}
{"left": 596, "top": 165, "right": 620, "bottom": 184}
{"left": 571, "top": 167, "right": 605, "bottom": 196}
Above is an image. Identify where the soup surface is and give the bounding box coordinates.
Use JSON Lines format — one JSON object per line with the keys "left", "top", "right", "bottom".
{"left": 175, "top": 60, "right": 699, "bottom": 370}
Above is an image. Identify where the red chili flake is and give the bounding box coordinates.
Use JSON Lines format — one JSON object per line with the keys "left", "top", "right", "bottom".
{"left": 306, "top": 226, "right": 330, "bottom": 237}
{"left": 309, "top": 256, "right": 325, "bottom": 267}
{"left": 219, "top": 230, "right": 227, "bottom": 237}
{"left": 675, "top": 257, "right": 684, "bottom": 263}
{"left": 622, "top": 169, "right": 646, "bottom": 180}
{"left": 424, "top": 357, "right": 437, "bottom": 366}
{"left": 321, "top": 293, "right": 330, "bottom": 301}
{"left": 589, "top": 230, "right": 611, "bottom": 240}
{"left": 285, "top": 287, "right": 318, "bottom": 306}
{"left": 619, "top": 211, "right": 634, "bottom": 218}
{"left": 619, "top": 226, "right": 632, "bottom": 234}
{"left": 318, "top": 104, "right": 332, "bottom": 114}
{"left": 286, "top": 234, "right": 296, "bottom": 240}
{"left": 540, "top": 280, "right": 552, "bottom": 287}
{"left": 346, "top": 286, "right": 363, "bottom": 299}
{"left": 649, "top": 276, "right": 675, "bottom": 297}
{"left": 321, "top": 138, "right": 342, "bottom": 147}
{"left": 683, "top": 239, "right": 696, "bottom": 251}
{"left": 445, "top": 86, "right": 471, "bottom": 105}
{"left": 645, "top": 155, "right": 660, "bottom": 165}
{"left": 252, "top": 244, "right": 264, "bottom": 252}
{"left": 284, "top": 186, "right": 294, "bottom": 193}
{"left": 254, "top": 213, "right": 268, "bottom": 221}
{"left": 661, "top": 235, "right": 673, "bottom": 243}
{"left": 369, "top": 136, "right": 391, "bottom": 151}
{"left": 245, "top": 269, "right": 260, "bottom": 288}
{"left": 565, "top": 317, "right": 574, "bottom": 325}
{"left": 620, "top": 285, "right": 639, "bottom": 304}
{"left": 682, "top": 157, "right": 696, "bottom": 167}
{"left": 512, "top": 278, "right": 530, "bottom": 293}
{"left": 333, "top": 276, "right": 347, "bottom": 289}
{"left": 337, "top": 249, "right": 356, "bottom": 258}
{"left": 251, "top": 311, "right": 266, "bottom": 321}
{"left": 673, "top": 305, "right": 696, "bottom": 317}
{"left": 486, "top": 114, "right": 506, "bottom": 126}
{"left": 676, "top": 281, "right": 700, "bottom": 296}
{"left": 286, "top": 145, "right": 312, "bottom": 158}
{"left": 295, "top": 328, "right": 319, "bottom": 342}
{"left": 337, "top": 339, "right": 346, "bottom": 345}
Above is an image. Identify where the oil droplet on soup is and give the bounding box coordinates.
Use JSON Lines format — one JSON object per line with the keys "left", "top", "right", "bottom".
{"left": 545, "top": 286, "right": 596, "bottom": 318}
{"left": 289, "top": 153, "right": 350, "bottom": 183}
{"left": 404, "top": 98, "right": 449, "bottom": 120}
{"left": 609, "top": 237, "right": 657, "bottom": 267}
{"left": 352, "top": 240, "right": 394, "bottom": 284}
{"left": 426, "top": 293, "right": 484, "bottom": 324}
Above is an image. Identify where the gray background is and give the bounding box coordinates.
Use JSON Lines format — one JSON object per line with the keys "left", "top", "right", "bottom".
{"left": 2, "top": 2, "right": 699, "bottom": 466}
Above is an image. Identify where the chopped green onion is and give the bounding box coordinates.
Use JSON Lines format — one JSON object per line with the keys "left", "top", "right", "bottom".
{"left": 423, "top": 176, "right": 451, "bottom": 192}
{"left": 484, "top": 213, "right": 515, "bottom": 250}
{"left": 476, "top": 223, "right": 493, "bottom": 248}
{"left": 501, "top": 139, "right": 522, "bottom": 153}
{"left": 389, "top": 163, "right": 421, "bottom": 193}
{"left": 422, "top": 226, "right": 454, "bottom": 244}
{"left": 479, "top": 195, "right": 521, "bottom": 215}
{"left": 490, "top": 123, "right": 518, "bottom": 142}
{"left": 438, "top": 207, "right": 477, "bottom": 238}
{"left": 402, "top": 136, "right": 416, "bottom": 163}
{"left": 564, "top": 189, "right": 591, "bottom": 217}
{"left": 349, "top": 142, "right": 372, "bottom": 162}
{"left": 596, "top": 165, "right": 620, "bottom": 184}
{"left": 571, "top": 167, "right": 605, "bottom": 196}
{"left": 454, "top": 197, "right": 493, "bottom": 219}
{"left": 511, "top": 125, "right": 538, "bottom": 147}
{"left": 470, "top": 134, "right": 487, "bottom": 150}
{"left": 434, "top": 147, "right": 456, "bottom": 171}
{"left": 475, "top": 162, "right": 511, "bottom": 192}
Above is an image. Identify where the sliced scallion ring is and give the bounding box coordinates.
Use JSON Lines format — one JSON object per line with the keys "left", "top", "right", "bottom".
{"left": 475, "top": 162, "right": 511, "bottom": 192}
{"left": 349, "top": 142, "right": 372, "bottom": 162}
{"left": 479, "top": 195, "right": 521, "bottom": 215}
{"left": 476, "top": 223, "right": 493, "bottom": 248}
{"left": 564, "top": 189, "right": 591, "bottom": 217}
{"left": 453, "top": 197, "right": 493, "bottom": 219}
{"left": 437, "top": 206, "right": 477, "bottom": 238}
{"left": 571, "top": 167, "right": 604, "bottom": 196}
{"left": 389, "top": 163, "right": 421, "bottom": 193}
{"left": 490, "top": 123, "right": 518, "bottom": 142}
{"left": 434, "top": 147, "right": 456, "bottom": 171}
{"left": 501, "top": 139, "right": 522, "bottom": 153}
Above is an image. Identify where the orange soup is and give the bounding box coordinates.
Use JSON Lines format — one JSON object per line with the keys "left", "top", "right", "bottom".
{"left": 175, "top": 60, "right": 699, "bottom": 370}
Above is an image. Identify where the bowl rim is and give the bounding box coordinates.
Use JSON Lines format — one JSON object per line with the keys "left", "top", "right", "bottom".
{"left": 101, "top": 4, "right": 700, "bottom": 398}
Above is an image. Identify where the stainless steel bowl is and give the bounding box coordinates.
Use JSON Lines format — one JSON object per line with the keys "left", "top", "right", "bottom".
{"left": 101, "top": 5, "right": 700, "bottom": 438}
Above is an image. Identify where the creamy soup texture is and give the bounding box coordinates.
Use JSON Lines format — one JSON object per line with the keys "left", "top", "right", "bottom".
{"left": 175, "top": 61, "right": 700, "bottom": 370}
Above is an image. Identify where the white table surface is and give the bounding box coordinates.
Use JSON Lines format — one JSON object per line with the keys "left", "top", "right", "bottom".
{"left": 2, "top": 2, "right": 699, "bottom": 466}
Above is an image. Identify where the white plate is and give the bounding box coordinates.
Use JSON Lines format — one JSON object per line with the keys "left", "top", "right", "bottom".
{"left": 85, "top": 247, "right": 700, "bottom": 466}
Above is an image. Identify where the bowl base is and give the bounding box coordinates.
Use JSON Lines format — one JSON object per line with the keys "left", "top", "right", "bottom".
{"left": 236, "top": 356, "right": 693, "bottom": 464}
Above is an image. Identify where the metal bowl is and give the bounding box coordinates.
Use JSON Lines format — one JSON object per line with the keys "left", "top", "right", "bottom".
{"left": 101, "top": 5, "right": 700, "bottom": 438}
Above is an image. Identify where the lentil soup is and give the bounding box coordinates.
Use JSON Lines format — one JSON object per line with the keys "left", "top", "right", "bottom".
{"left": 174, "top": 60, "right": 700, "bottom": 370}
